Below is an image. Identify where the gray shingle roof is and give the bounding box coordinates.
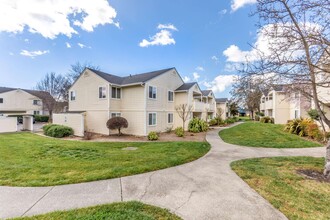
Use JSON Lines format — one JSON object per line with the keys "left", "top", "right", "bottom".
{"left": 215, "top": 98, "right": 228, "bottom": 103}
{"left": 89, "top": 67, "right": 175, "bottom": 86}
{"left": 175, "top": 82, "right": 197, "bottom": 91}
{"left": 0, "top": 87, "right": 53, "bottom": 100}
{"left": 201, "top": 90, "right": 212, "bottom": 96}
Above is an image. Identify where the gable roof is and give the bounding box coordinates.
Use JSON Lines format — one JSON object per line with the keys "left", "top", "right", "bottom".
{"left": 201, "top": 90, "right": 212, "bottom": 96}
{"left": 0, "top": 87, "right": 53, "bottom": 100}
{"left": 216, "top": 98, "right": 228, "bottom": 103}
{"left": 175, "top": 82, "right": 197, "bottom": 91}
{"left": 88, "top": 67, "right": 175, "bottom": 86}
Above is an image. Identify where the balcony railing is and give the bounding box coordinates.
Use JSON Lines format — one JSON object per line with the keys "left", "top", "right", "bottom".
{"left": 193, "top": 101, "right": 205, "bottom": 112}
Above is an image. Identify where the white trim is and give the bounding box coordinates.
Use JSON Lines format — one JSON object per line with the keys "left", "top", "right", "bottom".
{"left": 144, "top": 84, "right": 147, "bottom": 135}
{"left": 148, "top": 85, "right": 157, "bottom": 100}
{"left": 148, "top": 112, "right": 157, "bottom": 126}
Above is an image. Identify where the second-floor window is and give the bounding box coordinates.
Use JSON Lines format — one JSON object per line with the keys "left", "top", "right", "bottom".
{"left": 168, "top": 91, "right": 174, "bottom": 102}
{"left": 148, "top": 86, "right": 157, "bottom": 99}
{"left": 99, "top": 86, "right": 107, "bottom": 99}
{"left": 0, "top": 98, "right": 3, "bottom": 104}
{"left": 112, "top": 87, "right": 121, "bottom": 99}
{"left": 33, "top": 100, "right": 40, "bottom": 105}
{"left": 70, "top": 91, "right": 76, "bottom": 101}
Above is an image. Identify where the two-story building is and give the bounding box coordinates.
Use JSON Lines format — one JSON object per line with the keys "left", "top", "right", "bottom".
{"left": 0, "top": 87, "right": 51, "bottom": 115}
{"left": 54, "top": 68, "right": 217, "bottom": 136}
{"left": 260, "top": 85, "right": 310, "bottom": 124}
{"left": 215, "top": 98, "right": 229, "bottom": 119}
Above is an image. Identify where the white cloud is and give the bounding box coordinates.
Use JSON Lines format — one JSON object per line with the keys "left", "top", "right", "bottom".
{"left": 231, "top": 0, "right": 257, "bottom": 11}
{"left": 66, "top": 42, "right": 71, "bottom": 48}
{"left": 20, "top": 49, "right": 49, "bottom": 58}
{"left": 0, "top": 0, "right": 118, "bottom": 39}
{"left": 139, "top": 29, "right": 175, "bottom": 47}
{"left": 211, "top": 56, "right": 218, "bottom": 61}
{"left": 193, "top": 72, "right": 200, "bottom": 81}
{"left": 223, "top": 44, "right": 257, "bottom": 62}
{"left": 157, "top": 24, "right": 178, "bottom": 31}
{"left": 205, "top": 74, "right": 236, "bottom": 93}
{"left": 9, "top": 52, "right": 14, "bottom": 56}
{"left": 183, "top": 76, "right": 190, "bottom": 82}
{"left": 77, "top": 43, "right": 91, "bottom": 49}
{"left": 219, "top": 9, "right": 227, "bottom": 15}
{"left": 24, "top": 38, "right": 29, "bottom": 42}
{"left": 195, "top": 66, "right": 204, "bottom": 71}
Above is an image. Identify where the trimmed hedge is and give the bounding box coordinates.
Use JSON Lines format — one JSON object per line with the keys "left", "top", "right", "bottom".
{"left": 43, "top": 124, "right": 74, "bottom": 138}
{"left": 34, "top": 115, "right": 49, "bottom": 122}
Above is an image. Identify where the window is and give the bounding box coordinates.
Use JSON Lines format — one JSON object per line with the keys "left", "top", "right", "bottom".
{"left": 168, "top": 113, "right": 173, "bottom": 124}
{"left": 295, "top": 110, "right": 299, "bottom": 119}
{"left": 148, "top": 86, "right": 157, "bottom": 99}
{"left": 168, "top": 91, "right": 174, "bottom": 102}
{"left": 111, "top": 87, "right": 121, "bottom": 99}
{"left": 33, "top": 100, "right": 39, "bottom": 105}
{"left": 34, "top": 111, "right": 40, "bottom": 115}
{"left": 111, "top": 112, "right": 121, "bottom": 118}
{"left": 0, "top": 98, "right": 3, "bottom": 104}
{"left": 99, "top": 86, "right": 107, "bottom": 99}
{"left": 148, "top": 113, "right": 157, "bottom": 126}
{"left": 70, "top": 91, "right": 76, "bottom": 101}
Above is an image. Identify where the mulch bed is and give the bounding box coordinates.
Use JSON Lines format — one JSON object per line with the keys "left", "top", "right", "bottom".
{"left": 297, "top": 169, "right": 330, "bottom": 183}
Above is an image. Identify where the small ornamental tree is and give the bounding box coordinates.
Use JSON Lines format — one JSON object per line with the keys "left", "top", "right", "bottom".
{"left": 106, "top": 117, "right": 128, "bottom": 136}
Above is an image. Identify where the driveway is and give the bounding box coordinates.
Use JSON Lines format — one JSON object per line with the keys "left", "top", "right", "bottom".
{"left": 0, "top": 124, "right": 325, "bottom": 219}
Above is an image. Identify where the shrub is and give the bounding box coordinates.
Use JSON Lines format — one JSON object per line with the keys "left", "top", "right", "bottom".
{"left": 34, "top": 115, "right": 49, "bottom": 122}
{"left": 284, "top": 118, "right": 313, "bottom": 137}
{"left": 147, "top": 131, "right": 159, "bottom": 141}
{"left": 209, "top": 119, "right": 218, "bottom": 126}
{"left": 260, "top": 116, "right": 274, "bottom": 124}
{"left": 224, "top": 118, "right": 235, "bottom": 124}
{"left": 256, "top": 112, "right": 265, "bottom": 117}
{"left": 255, "top": 115, "right": 260, "bottom": 121}
{"left": 307, "top": 109, "right": 320, "bottom": 120}
{"left": 43, "top": 124, "right": 73, "bottom": 138}
{"left": 306, "top": 123, "right": 322, "bottom": 140}
{"left": 106, "top": 117, "right": 128, "bottom": 136}
{"left": 175, "top": 127, "right": 184, "bottom": 137}
{"left": 188, "top": 117, "right": 209, "bottom": 133}
{"left": 83, "top": 131, "right": 93, "bottom": 140}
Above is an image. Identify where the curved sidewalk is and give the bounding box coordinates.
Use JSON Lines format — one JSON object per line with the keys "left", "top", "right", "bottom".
{"left": 0, "top": 124, "right": 325, "bottom": 219}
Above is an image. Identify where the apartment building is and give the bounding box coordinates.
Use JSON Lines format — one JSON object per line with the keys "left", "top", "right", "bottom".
{"left": 260, "top": 85, "right": 310, "bottom": 124}
{"left": 54, "top": 68, "right": 217, "bottom": 136}
{"left": 215, "top": 98, "right": 229, "bottom": 119}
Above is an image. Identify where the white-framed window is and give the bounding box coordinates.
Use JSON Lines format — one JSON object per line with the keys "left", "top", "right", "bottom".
{"left": 70, "top": 91, "right": 76, "bottom": 101}
{"left": 33, "top": 100, "right": 40, "bottom": 105}
{"left": 168, "top": 91, "right": 174, "bottom": 102}
{"left": 99, "top": 86, "right": 107, "bottom": 99}
{"left": 148, "top": 113, "right": 157, "bottom": 126}
{"left": 0, "top": 98, "right": 3, "bottom": 104}
{"left": 148, "top": 86, "right": 157, "bottom": 99}
{"left": 34, "top": 111, "right": 40, "bottom": 115}
{"left": 111, "top": 112, "right": 121, "bottom": 118}
{"left": 111, "top": 87, "right": 121, "bottom": 99}
{"left": 168, "top": 113, "right": 173, "bottom": 124}
{"left": 294, "top": 110, "right": 299, "bottom": 119}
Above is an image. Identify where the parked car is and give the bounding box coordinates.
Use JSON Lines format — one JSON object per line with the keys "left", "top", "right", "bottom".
{"left": 17, "top": 116, "right": 35, "bottom": 124}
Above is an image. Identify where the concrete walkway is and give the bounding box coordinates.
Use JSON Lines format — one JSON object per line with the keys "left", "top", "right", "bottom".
{"left": 0, "top": 124, "right": 325, "bottom": 219}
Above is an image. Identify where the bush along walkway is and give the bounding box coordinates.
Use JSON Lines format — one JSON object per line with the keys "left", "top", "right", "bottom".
{"left": 0, "top": 123, "right": 325, "bottom": 220}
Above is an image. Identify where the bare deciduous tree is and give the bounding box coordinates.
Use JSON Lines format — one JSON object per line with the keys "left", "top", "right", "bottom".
{"left": 217, "top": 107, "right": 224, "bottom": 119}
{"left": 240, "top": 0, "right": 330, "bottom": 177}
{"left": 175, "top": 104, "right": 193, "bottom": 133}
{"left": 67, "top": 61, "right": 100, "bottom": 84}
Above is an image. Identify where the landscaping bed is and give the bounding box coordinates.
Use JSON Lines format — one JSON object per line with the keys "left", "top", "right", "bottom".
{"left": 0, "top": 133, "right": 210, "bottom": 186}
{"left": 15, "top": 201, "right": 181, "bottom": 220}
{"left": 219, "top": 122, "right": 321, "bottom": 148}
{"left": 231, "top": 157, "right": 330, "bottom": 220}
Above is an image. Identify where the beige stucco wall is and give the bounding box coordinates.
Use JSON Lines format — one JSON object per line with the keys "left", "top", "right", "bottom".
{"left": 0, "top": 116, "right": 17, "bottom": 133}
{"left": 0, "top": 90, "right": 44, "bottom": 114}
{"left": 216, "top": 103, "right": 227, "bottom": 119}
{"left": 53, "top": 113, "right": 85, "bottom": 136}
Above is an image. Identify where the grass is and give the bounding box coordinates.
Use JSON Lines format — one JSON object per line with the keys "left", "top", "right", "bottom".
{"left": 219, "top": 122, "right": 321, "bottom": 148}
{"left": 14, "top": 201, "right": 181, "bottom": 220}
{"left": 0, "top": 132, "right": 210, "bottom": 187}
{"left": 231, "top": 157, "right": 330, "bottom": 220}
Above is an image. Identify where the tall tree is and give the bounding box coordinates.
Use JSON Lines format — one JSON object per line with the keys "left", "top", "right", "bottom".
{"left": 240, "top": 0, "right": 330, "bottom": 177}
{"left": 67, "top": 61, "right": 100, "bottom": 84}
{"left": 35, "top": 72, "right": 69, "bottom": 120}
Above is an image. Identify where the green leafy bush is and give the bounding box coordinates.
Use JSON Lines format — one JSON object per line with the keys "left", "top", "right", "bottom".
{"left": 255, "top": 115, "right": 260, "bottom": 121}
{"left": 175, "top": 127, "right": 184, "bottom": 137}
{"left": 256, "top": 112, "right": 265, "bottom": 117}
{"left": 224, "top": 118, "right": 236, "bottom": 124}
{"left": 188, "top": 117, "right": 209, "bottom": 133}
{"left": 260, "top": 116, "right": 274, "bottom": 124}
{"left": 209, "top": 119, "right": 218, "bottom": 126}
{"left": 307, "top": 109, "right": 320, "bottom": 120}
{"left": 34, "top": 115, "right": 49, "bottom": 122}
{"left": 147, "top": 131, "right": 159, "bottom": 141}
{"left": 43, "top": 124, "right": 74, "bottom": 138}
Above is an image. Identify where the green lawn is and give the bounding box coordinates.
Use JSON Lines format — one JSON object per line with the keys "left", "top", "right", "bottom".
{"left": 231, "top": 157, "right": 330, "bottom": 220}
{"left": 14, "top": 201, "right": 181, "bottom": 220}
{"left": 0, "top": 133, "right": 210, "bottom": 187}
{"left": 219, "top": 122, "right": 321, "bottom": 148}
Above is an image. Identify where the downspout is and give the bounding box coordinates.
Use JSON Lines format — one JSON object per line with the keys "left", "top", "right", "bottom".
{"left": 144, "top": 83, "right": 147, "bottom": 136}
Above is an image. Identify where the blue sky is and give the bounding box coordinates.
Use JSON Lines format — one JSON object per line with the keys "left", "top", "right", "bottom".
{"left": 0, "top": 0, "right": 259, "bottom": 98}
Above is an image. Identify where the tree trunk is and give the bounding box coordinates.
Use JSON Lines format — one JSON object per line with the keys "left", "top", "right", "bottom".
{"left": 324, "top": 141, "right": 330, "bottom": 179}
{"left": 118, "top": 128, "right": 121, "bottom": 136}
